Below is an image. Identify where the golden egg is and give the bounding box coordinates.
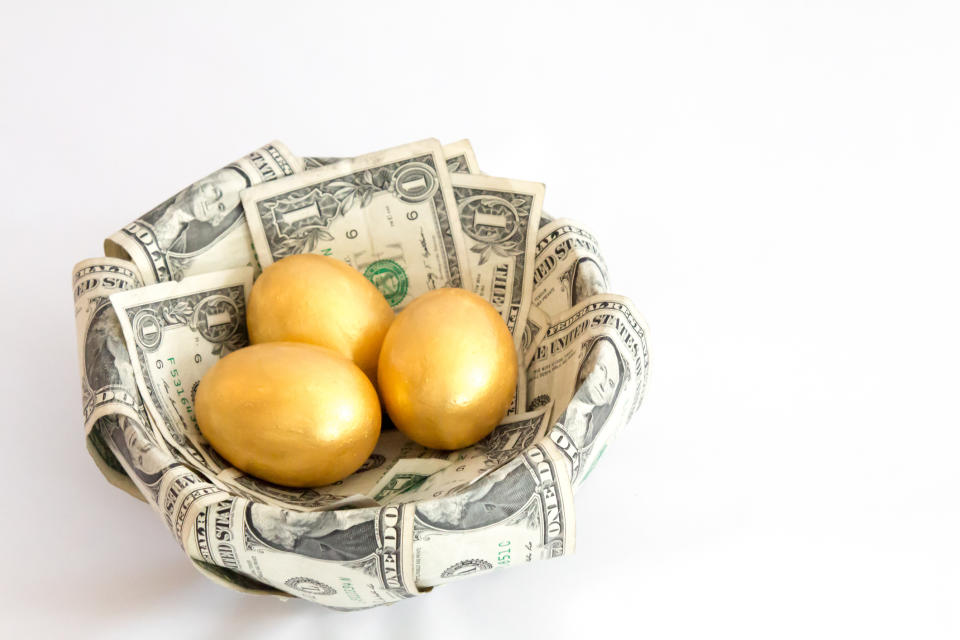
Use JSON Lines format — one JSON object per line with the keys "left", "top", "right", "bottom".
{"left": 195, "top": 342, "right": 380, "bottom": 487}
{"left": 377, "top": 288, "right": 518, "bottom": 449}
{"left": 246, "top": 254, "right": 394, "bottom": 383}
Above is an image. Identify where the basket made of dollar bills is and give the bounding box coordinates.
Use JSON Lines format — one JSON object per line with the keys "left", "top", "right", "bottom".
{"left": 72, "top": 139, "right": 650, "bottom": 611}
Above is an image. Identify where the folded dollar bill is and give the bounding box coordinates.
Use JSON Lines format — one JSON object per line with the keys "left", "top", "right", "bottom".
{"left": 105, "top": 142, "right": 303, "bottom": 283}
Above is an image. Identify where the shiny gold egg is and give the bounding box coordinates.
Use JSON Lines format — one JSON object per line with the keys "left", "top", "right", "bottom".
{"left": 377, "top": 288, "right": 518, "bottom": 449}
{"left": 195, "top": 342, "right": 381, "bottom": 487}
{"left": 246, "top": 254, "right": 394, "bottom": 383}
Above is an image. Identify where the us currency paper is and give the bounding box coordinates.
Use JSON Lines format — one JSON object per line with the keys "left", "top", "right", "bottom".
{"left": 441, "top": 140, "right": 559, "bottom": 230}
{"left": 95, "top": 411, "right": 287, "bottom": 597}
{"left": 190, "top": 558, "right": 286, "bottom": 598}
{"left": 372, "top": 404, "right": 553, "bottom": 505}
{"left": 84, "top": 359, "right": 233, "bottom": 541}
{"left": 109, "top": 267, "right": 253, "bottom": 472}
{"left": 86, "top": 426, "right": 144, "bottom": 501}
{"left": 412, "top": 439, "right": 575, "bottom": 587}
{"left": 526, "top": 295, "right": 649, "bottom": 488}
{"left": 431, "top": 404, "right": 553, "bottom": 496}
{"left": 451, "top": 173, "right": 542, "bottom": 345}
{"left": 242, "top": 138, "right": 469, "bottom": 309}
{"left": 73, "top": 258, "right": 145, "bottom": 435}
{"left": 443, "top": 139, "right": 480, "bottom": 175}
{"left": 532, "top": 219, "right": 609, "bottom": 317}
{"left": 185, "top": 497, "right": 424, "bottom": 608}
{"left": 73, "top": 257, "right": 165, "bottom": 500}
{"left": 310, "top": 140, "right": 556, "bottom": 236}
{"left": 368, "top": 458, "right": 453, "bottom": 504}
{"left": 303, "top": 156, "right": 343, "bottom": 170}
{"left": 105, "top": 141, "right": 302, "bottom": 283}
{"left": 520, "top": 304, "right": 551, "bottom": 367}
{"left": 304, "top": 138, "right": 479, "bottom": 174}
{"left": 96, "top": 411, "right": 183, "bottom": 514}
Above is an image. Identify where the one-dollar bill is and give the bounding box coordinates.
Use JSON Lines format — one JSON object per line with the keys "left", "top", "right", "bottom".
{"left": 451, "top": 173, "right": 542, "bottom": 346}
{"left": 73, "top": 257, "right": 145, "bottom": 435}
{"left": 185, "top": 497, "right": 425, "bottom": 608}
{"left": 73, "top": 257, "right": 159, "bottom": 500}
{"left": 526, "top": 294, "right": 650, "bottom": 488}
{"left": 109, "top": 267, "right": 254, "bottom": 472}
{"left": 242, "top": 138, "right": 470, "bottom": 309}
{"left": 105, "top": 141, "right": 302, "bottom": 283}
{"left": 412, "top": 439, "right": 575, "bottom": 587}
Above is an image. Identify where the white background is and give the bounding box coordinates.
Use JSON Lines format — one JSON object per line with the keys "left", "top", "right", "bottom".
{"left": 1, "top": 1, "right": 958, "bottom": 638}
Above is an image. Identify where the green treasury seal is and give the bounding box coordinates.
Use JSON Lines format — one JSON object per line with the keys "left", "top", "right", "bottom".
{"left": 363, "top": 259, "right": 408, "bottom": 307}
